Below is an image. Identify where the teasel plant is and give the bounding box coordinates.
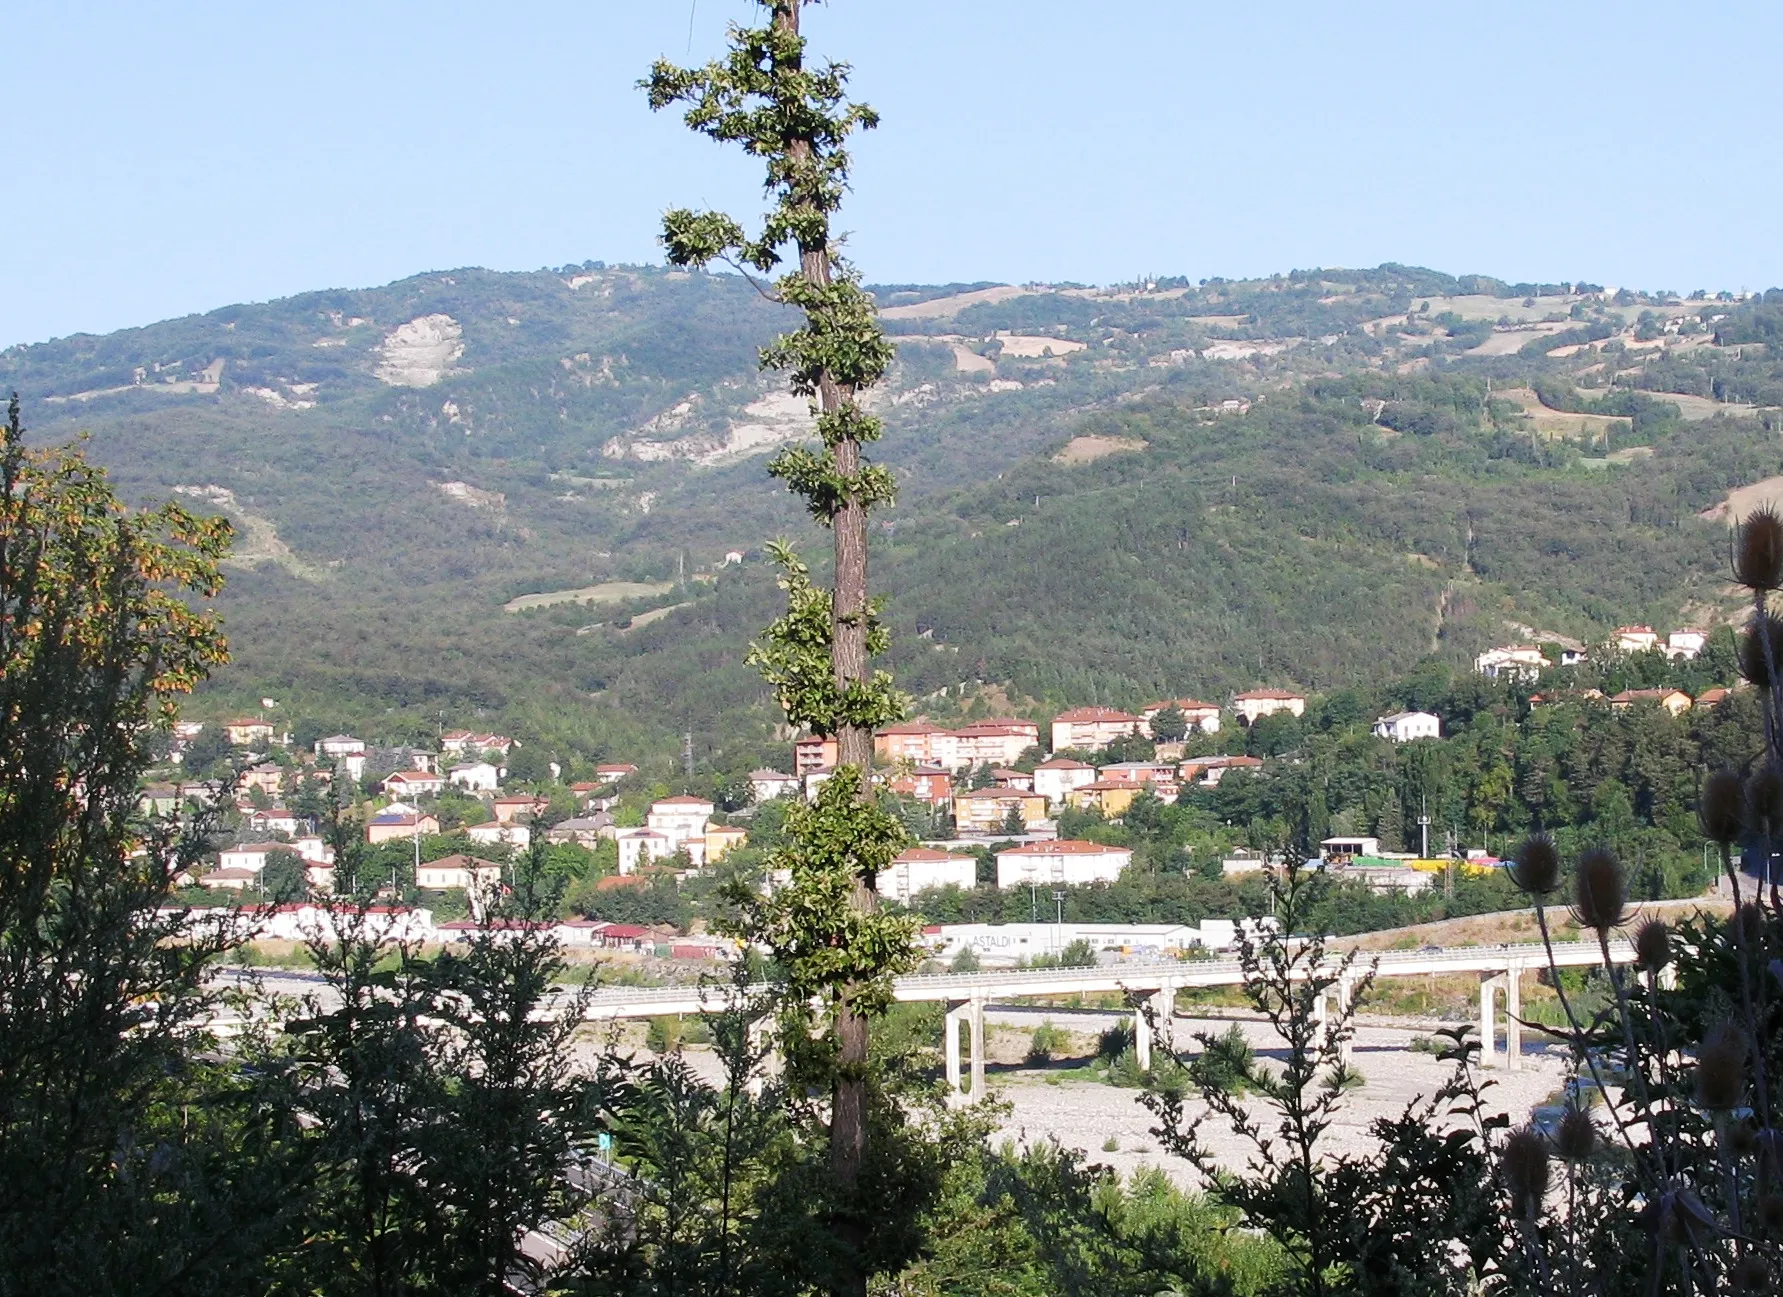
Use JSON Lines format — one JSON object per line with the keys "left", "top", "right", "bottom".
{"left": 1485, "top": 506, "right": 1783, "bottom": 1293}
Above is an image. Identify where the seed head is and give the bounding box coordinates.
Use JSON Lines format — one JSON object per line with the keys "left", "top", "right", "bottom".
{"left": 1695, "top": 1023, "right": 1748, "bottom": 1112}
{"left": 1573, "top": 847, "right": 1627, "bottom": 934}
{"left": 1508, "top": 834, "right": 1561, "bottom": 896}
{"left": 1731, "top": 901, "right": 1768, "bottom": 948}
{"left": 1634, "top": 918, "right": 1672, "bottom": 973}
{"left": 1734, "top": 505, "right": 1783, "bottom": 590}
{"left": 1759, "top": 1191, "right": 1783, "bottom": 1235}
{"left": 1501, "top": 1126, "right": 1550, "bottom": 1219}
{"left": 1739, "top": 614, "right": 1783, "bottom": 687}
{"left": 1699, "top": 769, "right": 1746, "bottom": 845}
{"left": 1732, "top": 1255, "right": 1771, "bottom": 1292}
{"left": 1729, "top": 1118, "right": 1760, "bottom": 1157}
{"left": 1554, "top": 1105, "right": 1598, "bottom": 1161}
{"left": 1746, "top": 765, "right": 1783, "bottom": 839}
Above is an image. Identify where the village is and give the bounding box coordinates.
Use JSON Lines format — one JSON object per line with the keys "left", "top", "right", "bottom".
{"left": 147, "top": 615, "right": 1733, "bottom": 964}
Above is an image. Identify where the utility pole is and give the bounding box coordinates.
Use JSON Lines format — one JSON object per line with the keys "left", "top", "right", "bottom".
{"left": 1418, "top": 795, "right": 1431, "bottom": 859}
{"left": 683, "top": 730, "right": 694, "bottom": 780}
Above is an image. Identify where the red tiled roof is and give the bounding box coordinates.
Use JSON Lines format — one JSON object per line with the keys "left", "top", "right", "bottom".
{"left": 1144, "top": 698, "right": 1219, "bottom": 712}
{"left": 1035, "top": 758, "right": 1094, "bottom": 770}
{"left": 654, "top": 795, "right": 715, "bottom": 806}
{"left": 894, "top": 847, "right": 971, "bottom": 862}
{"left": 1234, "top": 688, "right": 1304, "bottom": 701}
{"left": 877, "top": 721, "right": 944, "bottom": 735}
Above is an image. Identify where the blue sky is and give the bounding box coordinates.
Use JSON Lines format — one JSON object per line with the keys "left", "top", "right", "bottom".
{"left": 4, "top": 1, "right": 1780, "bottom": 346}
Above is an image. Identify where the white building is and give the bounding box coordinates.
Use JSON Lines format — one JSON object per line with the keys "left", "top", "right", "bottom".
{"left": 1665, "top": 629, "right": 1706, "bottom": 660}
{"left": 995, "top": 840, "right": 1131, "bottom": 889}
{"left": 317, "top": 735, "right": 365, "bottom": 757}
{"left": 1474, "top": 645, "right": 1550, "bottom": 681}
{"left": 1231, "top": 689, "right": 1307, "bottom": 725}
{"left": 646, "top": 795, "right": 714, "bottom": 853}
{"left": 1140, "top": 698, "right": 1223, "bottom": 734}
{"left": 1032, "top": 758, "right": 1097, "bottom": 806}
{"left": 1372, "top": 710, "right": 1441, "bottom": 743}
{"left": 449, "top": 761, "right": 502, "bottom": 793}
{"left": 749, "top": 769, "right": 800, "bottom": 802}
{"left": 875, "top": 848, "right": 977, "bottom": 902}
{"left": 616, "top": 828, "right": 673, "bottom": 875}
{"left": 416, "top": 853, "right": 504, "bottom": 894}
{"left": 465, "top": 821, "right": 530, "bottom": 849}
{"left": 1615, "top": 625, "right": 1659, "bottom": 653}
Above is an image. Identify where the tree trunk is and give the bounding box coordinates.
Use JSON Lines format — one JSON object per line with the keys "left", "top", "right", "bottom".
{"left": 775, "top": 5, "right": 878, "bottom": 1290}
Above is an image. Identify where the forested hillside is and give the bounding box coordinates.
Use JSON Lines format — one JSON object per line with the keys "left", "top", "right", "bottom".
{"left": 4, "top": 263, "right": 1779, "bottom": 771}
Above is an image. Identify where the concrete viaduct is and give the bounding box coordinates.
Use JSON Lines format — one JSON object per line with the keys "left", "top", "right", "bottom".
{"left": 579, "top": 939, "right": 1638, "bottom": 1101}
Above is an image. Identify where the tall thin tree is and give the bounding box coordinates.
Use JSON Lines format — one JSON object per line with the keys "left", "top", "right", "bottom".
{"left": 646, "top": 4, "right": 912, "bottom": 1289}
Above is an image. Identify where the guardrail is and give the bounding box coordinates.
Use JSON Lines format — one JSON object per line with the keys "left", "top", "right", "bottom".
{"left": 577, "top": 939, "right": 1636, "bottom": 1019}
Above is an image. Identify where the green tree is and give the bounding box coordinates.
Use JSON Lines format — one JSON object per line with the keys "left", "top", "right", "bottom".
{"left": 0, "top": 396, "right": 267, "bottom": 1293}
{"left": 1149, "top": 705, "right": 1187, "bottom": 742}
{"left": 648, "top": 8, "right": 911, "bottom": 1287}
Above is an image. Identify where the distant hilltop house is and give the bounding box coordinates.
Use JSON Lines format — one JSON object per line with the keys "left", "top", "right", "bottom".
{"left": 442, "top": 731, "right": 514, "bottom": 758}
{"left": 1179, "top": 754, "right": 1263, "bottom": 785}
{"left": 1033, "top": 757, "right": 1097, "bottom": 806}
{"left": 367, "top": 810, "right": 440, "bottom": 843}
{"left": 1697, "top": 686, "right": 1731, "bottom": 708}
{"left": 990, "top": 767, "right": 1034, "bottom": 792}
{"left": 1609, "top": 687, "right": 1693, "bottom": 717}
{"left": 1474, "top": 645, "right": 1549, "bottom": 681}
{"left": 466, "top": 821, "right": 530, "bottom": 849}
{"left": 793, "top": 735, "right": 839, "bottom": 775}
{"left": 994, "top": 840, "right": 1132, "bottom": 889}
{"left": 1372, "top": 710, "right": 1441, "bottom": 743}
{"left": 416, "top": 853, "right": 503, "bottom": 894}
{"left": 1614, "top": 625, "right": 1659, "bottom": 653}
{"left": 224, "top": 718, "right": 274, "bottom": 747}
{"left": 237, "top": 762, "right": 285, "bottom": 797}
{"left": 952, "top": 787, "right": 1048, "bottom": 833}
{"left": 748, "top": 768, "right": 800, "bottom": 802}
{"left": 594, "top": 762, "right": 638, "bottom": 783}
{"left": 544, "top": 814, "right": 613, "bottom": 847}
{"left": 490, "top": 794, "right": 546, "bottom": 824}
{"left": 448, "top": 761, "right": 502, "bottom": 793}
{"left": 887, "top": 765, "right": 953, "bottom": 806}
{"left": 872, "top": 719, "right": 1039, "bottom": 769}
{"left": 1139, "top": 698, "right": 1222, "bottom": 734}
{"left": 382, "top": 770, "right": 445, "bottom": 798}
{"left": 317, "top": 734, "right": 365, "bottom": 757}
{"left": 1231, "top": 689, "right": 1306, "bottom": 726}
{"left": 247, "top": 804, "right": 301, "bottom": 836}
{"left": 1663, "top": 629, "right": 1706, "bottom": 660}
{"left": 1069, "top": 780, "right": 1151, "bottom": 817}
{"left": 1098, "top": 760, "right": 1178, "bottom": 785}
{"left": 1050, "top": 706, "right": 1143, "bottom": 753}
{"left": 875, "top": 847, "right": 976, "bottom": 903}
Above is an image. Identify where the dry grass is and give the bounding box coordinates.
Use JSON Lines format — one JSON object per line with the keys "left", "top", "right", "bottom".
{"left": 1052, "top": 435, "right": 1146, "bottom": 465}
{"left": 503, "top": 581, "right": 674, "bottom": 613}
{"left": 1700, "top": 473, "right": 1783, "bottom": 524}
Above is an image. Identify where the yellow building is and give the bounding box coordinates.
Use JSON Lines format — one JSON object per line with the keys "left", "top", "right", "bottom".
{"left": 953, "top": 788, "right": 1048, "bottom": 833}
{"left": 704, "top": 824, "right": 749, "bottom": 863}
{"left": 1067, "top": 780, "right": 1139, "bottom": 817}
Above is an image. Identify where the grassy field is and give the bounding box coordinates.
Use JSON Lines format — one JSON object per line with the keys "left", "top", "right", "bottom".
{"left": 502, "top": 580, "right": 675, "bottom": 613}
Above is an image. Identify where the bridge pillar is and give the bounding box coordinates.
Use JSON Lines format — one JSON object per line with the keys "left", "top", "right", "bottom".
{"left": 1150, "top": 987, "right": 1174, "bottom": 1057}
{"left": 1334, "top": 977, "right": 1354, "bottom": 1069}
{"left": 944, "top": 1000, "right": 967, "bottom": 1097}
{"left": 1504, "top": 965, "right": 1522, "bottom": 1071}
{"left": 1134, "top": 1001, "right": 1152, "bottom": 1073}
{"left": 968, "top": 997, "right": 985, "bottom": 1100}
{"left": 1314, "top": 990, "right": 1329, "bottom": 1052}
{"left": 1479, "top": 973, "right": 1507, "bottom": 1068}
